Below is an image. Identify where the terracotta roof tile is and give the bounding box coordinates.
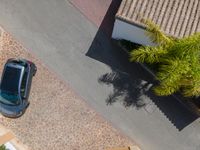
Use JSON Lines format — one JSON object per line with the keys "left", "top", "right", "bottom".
{"left": 116, "top": 0, "right": 200, "bottom": 38}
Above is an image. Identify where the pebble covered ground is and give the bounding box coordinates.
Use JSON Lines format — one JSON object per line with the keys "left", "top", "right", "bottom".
{"left": 0, "top": 28, "right": 136, "bottom": 150}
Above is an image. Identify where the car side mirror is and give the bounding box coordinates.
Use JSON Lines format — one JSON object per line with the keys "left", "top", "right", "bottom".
{"left": 22, "top": 96, "right": 26, "bottom": 100}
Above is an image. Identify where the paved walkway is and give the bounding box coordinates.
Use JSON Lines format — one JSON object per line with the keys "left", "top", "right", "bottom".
{"left": 0, "top": 29, "right": 135, "bottom": 150}
{"left": 0, "top": 0, "right": 200, "bottom": 150}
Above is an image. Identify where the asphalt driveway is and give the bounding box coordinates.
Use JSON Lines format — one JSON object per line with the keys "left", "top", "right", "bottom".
{"left": 0, "top": 0, "right": 200, "bottom": 150}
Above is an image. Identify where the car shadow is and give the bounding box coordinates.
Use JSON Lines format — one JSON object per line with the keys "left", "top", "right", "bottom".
{"left": 85, "top": 0, "right": 198, "bottom": 130}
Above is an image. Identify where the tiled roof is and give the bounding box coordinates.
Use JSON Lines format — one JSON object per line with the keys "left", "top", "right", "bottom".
{"left": 116, "top": 0, "right": 200, "bottom": 38}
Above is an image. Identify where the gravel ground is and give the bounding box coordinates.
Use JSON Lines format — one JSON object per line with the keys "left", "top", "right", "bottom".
{"left": 0, "top": 29, "right": 136, "bottom": 149}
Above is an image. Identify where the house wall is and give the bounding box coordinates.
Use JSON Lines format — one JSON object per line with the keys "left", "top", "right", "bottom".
{"left": 112, "top": 19, "right": 154, "bottom": 46}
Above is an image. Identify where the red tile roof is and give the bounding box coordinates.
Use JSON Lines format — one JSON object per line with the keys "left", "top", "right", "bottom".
{"left": 116, "top": 0, "right": 200, "bottom": 38}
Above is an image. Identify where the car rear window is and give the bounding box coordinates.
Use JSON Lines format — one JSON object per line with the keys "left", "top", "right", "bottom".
{"left": 1, "top": 66, "right": 22, "bottom": 94}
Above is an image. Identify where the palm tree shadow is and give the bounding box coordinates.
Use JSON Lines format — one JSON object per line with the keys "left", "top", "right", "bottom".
{"left": 99, "top": 70, "right": 153, "bottom": 108}
{"left": 85, "top": 0, "right": 198, "bottom": 130}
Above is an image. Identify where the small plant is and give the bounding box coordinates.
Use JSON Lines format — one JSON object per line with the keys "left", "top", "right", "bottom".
{"left": 0, "top": 145, "right": 7, "bottom": 150}
{"left": 130, "top": 19, "right": 200, "bottom": 97}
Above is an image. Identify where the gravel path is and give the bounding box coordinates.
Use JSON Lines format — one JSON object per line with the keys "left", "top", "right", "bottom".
{"left": 0, "top": 29, "right": 136, "bottom": 149}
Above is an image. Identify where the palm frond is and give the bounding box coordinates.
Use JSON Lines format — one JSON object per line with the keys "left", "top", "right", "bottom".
{"left": 182, "top": 68, "right": 200, "bottom": 97}
{"left": 153, "top": 59, "right": 189, "bottom": 96}
{"left": 130, "top": 46, "right": 167, "bottom": 64}
{"left": 182, "top": 83, "right": 200, "bottom": 97}
{"left": 142, "top": 19, "right": 173, "bottom": 46}
{"left": 153, "top": 83, "right": 179, "bottom": 96}
{"left": 156, "top": 59, "right": 190, "bottom": 81}
{"left": 169, "top": 33, "right": 200, "bottom": 59}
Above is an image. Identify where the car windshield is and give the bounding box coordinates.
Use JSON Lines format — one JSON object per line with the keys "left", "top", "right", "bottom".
{"left": 0, "top": 90, "right": 20, "bottom": 105}
{"left": 0, "top": 66, "right": 21, "bottom": 105}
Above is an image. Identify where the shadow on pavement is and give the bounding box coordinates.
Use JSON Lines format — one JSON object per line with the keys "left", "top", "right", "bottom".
{"left": 86, "top": 0, "right": 198, "bottom": 130}
{"left": 98, "top": 69, "right": 153, "bottom": 108}
{"left": 147, "top": 92, "right": 199, "bottom": 130}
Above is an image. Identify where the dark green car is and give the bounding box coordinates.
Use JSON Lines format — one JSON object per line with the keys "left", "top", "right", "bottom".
{"left": 0, "top": 58, "right": 36, "bottom": 118}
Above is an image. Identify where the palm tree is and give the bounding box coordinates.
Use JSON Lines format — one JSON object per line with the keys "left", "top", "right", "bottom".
{"left": 130, "top": 19, "right": 200, "bottom": 97}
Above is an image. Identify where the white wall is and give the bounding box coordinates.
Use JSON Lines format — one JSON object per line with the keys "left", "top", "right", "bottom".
{"left": 112, "top": 19, "right": 154, "bottom": 46}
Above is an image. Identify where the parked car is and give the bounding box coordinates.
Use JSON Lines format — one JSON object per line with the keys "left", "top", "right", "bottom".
{"left": 0, "top": 58, "right": 37, "bottom": 118}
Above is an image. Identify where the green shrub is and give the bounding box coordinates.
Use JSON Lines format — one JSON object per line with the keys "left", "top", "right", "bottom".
{"left": 0, "top": 145, "right": 7, "bottom": 150}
